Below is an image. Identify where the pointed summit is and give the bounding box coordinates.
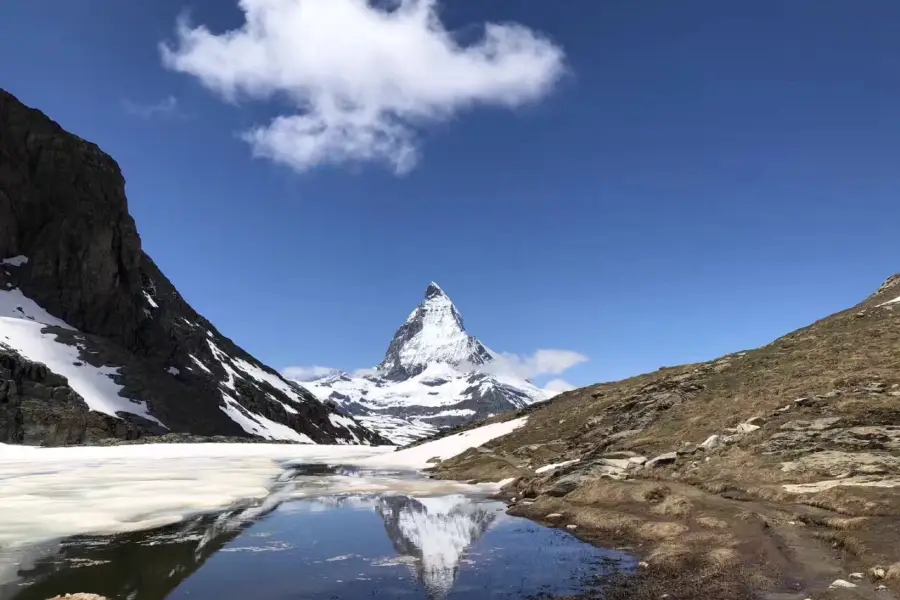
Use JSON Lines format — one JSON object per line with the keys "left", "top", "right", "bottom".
{"left": 425, "top": 281, "right": 446, "bottom": 299}
{"left": 376, "top": 283, "right": 494, "bottom": 380}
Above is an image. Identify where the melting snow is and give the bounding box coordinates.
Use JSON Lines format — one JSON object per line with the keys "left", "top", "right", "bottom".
{"left": 0, "top": 443, "right": 393, "bottom": 548}
{"left": 535, "top": 459, "right": 579, "bottom": 474}
{"left": 358, "top": 416, "right": 528, "bottom": 470}
{"left": 1, "top": 255, "right": 28, "bottom": 267}
{"left": 878, "top": 295, "right": 900, "bottom": 307}
{"left": 143, "top": 291, "right": 158, "bottom": 308}
{"left": 0, "top": 288, "right": 165, "bottom": 427}
{"left": 188, "top": 354, "right": 212, "bottom": 374}
{"left": 220, "top": 392, "right": 314, "bottom": 444}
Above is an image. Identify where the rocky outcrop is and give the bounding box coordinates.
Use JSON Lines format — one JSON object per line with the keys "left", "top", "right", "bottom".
{"left": 430, "top": 272, "right": 900, "bottom": 600}
{"left": 0, "top": 88, "right": 388, "bottom": 446}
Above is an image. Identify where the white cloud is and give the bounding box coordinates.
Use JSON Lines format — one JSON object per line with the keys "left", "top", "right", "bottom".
{"left": 544, "top": 378, "right": 576, "bottom": 394}
{"left": 352, "top": 367, "right": 379, "bottom": 377}
{"left": 464, "top": 349, "right": 588, "bottom": 381}
{"left": 281, "top": 365, "right": 340, "bottom": 381}
{"left": 122, "top": 96, "right": 182, "bottom": 119}
{"left": 160, "top": 0, "right": 566, "bottom": 173}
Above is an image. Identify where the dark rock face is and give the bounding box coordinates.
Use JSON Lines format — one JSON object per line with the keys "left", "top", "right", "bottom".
{"left": 0, "top": 88, "right": 389, "bottom": 446}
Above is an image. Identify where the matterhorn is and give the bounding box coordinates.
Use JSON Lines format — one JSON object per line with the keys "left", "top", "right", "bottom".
{"left": 294, "top": 283, "right": 555, "bottom": 444}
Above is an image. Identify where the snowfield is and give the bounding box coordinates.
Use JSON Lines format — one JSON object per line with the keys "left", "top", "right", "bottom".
{"left": 0, "top": 417, "right": 527, "bottom": 548}
{"left": 0, "top": 281, "right": 165, "bottom": 426}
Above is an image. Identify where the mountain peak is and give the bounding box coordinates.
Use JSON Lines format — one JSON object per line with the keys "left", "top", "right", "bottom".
{"left": 376, "top": 283, "right": 493, "bottom": 380}
{"left": 425, "top": 281, "right": 446, "bottom": 299}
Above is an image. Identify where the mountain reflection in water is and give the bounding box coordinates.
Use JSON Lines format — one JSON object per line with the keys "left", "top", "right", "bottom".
{"left": 3, "top": 467, "right": 630, "bottom": 600}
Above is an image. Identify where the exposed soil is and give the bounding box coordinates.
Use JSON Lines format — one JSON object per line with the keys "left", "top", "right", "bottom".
{"left": 431, "top": 275, "right": 900, "bottom": 600}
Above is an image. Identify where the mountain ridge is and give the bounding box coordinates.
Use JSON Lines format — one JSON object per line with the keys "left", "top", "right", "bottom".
{"left": 0, "top": 88, "right": 388, "bottom": 446}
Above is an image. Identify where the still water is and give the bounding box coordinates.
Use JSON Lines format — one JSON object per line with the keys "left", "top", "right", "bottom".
{"left": 4, "top": 466, "right": 632, "bottom": 600}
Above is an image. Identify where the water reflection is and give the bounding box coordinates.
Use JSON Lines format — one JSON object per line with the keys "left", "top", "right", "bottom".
{"left": 3, "top": 466, "right": 628, "bottom": 600}
{"left": 377, "top": 495, "right": 496, "bottom": 599}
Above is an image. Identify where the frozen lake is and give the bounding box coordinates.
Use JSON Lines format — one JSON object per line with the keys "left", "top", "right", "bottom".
{"left": 2, "top": 464, "right": 631, "bottom": 600}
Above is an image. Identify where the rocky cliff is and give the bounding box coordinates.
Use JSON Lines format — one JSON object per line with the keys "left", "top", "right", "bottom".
{"left": 0, "top": 88, "right": 388, "bottom": 446}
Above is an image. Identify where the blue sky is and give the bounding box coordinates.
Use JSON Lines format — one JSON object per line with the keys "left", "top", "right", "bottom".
{"left": 2, "top": 1, "right": 899, "bottom": 389}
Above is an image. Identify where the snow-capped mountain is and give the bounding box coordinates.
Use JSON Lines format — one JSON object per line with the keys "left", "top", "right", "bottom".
{"left": 296, "top": 283, "right": 554, "bottom": 444}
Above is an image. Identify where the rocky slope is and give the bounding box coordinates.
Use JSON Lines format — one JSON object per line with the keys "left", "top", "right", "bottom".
{"left": 296, "top": 282, "right": 554, "bottom": 444}
{"left": 0, "top": 88, "right": 387, "bottom": 446}
{"left": 431, "top": 276, "right": 900, "bottom": 600}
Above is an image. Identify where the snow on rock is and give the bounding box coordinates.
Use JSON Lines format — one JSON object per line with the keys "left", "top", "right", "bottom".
{"left": 1, "top": 255, "right": 28, "bottom": 267}
{"left": 0, "top": 288, "right": 165, "bottom": 427}
{"left": 878, "top": 295, "right": 900, "bottom": 307}
{"left": 535, "top": 459, "right": 580, "bottom": 474}
{"left": 219, "top": 393, "right": 313, "bottom": 443}
{"left": 142, "top": 291, "right": 158, "bottom": 309}
{"left": 188, "top": 354, "right": 212, "bottom": 374}
{"left": 167, "top": 366, "right": 180, "bottom": 376}
{"left": 359, "top": 416, "right": 529, "bottom": 470}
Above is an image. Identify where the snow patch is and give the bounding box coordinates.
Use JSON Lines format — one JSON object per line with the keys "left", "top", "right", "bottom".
{"left": 1, "top": 255, "right": 28, "bottom": 267}
{"left": 535, "top": 459, "right": 579, "bottom": 474}
{"left": 0, "top": 289, "right": 164, "bottom": 426}
{"left": 878, "top": 295, "right": 900, "bottom": 307}
{"left": 359, "top": 416, "right": 528, "bottom": 470}
{"left": 188, "top": 354, "right": 212, "bottom": 374}
{"left": 143, "top": 291, "right": 158, "bottom": 308}
{"left": 219, "top": 392, "right": 314, "bottom": 443}
{"left": 167, "top": 366, "right": 180, "bottom": 376}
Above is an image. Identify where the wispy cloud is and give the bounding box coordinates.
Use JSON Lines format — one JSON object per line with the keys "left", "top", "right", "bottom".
{"left": 464, "top": 349, "right": 588, "bottom": 382}
{"left": 122, "top": 95, "right": 184, "bottom": 119}
{"left": 544, "top": 378, "right": 576, "bottom": 394}
{"left": 281, "top": 365, "right": 340, "bottom": 381}
{"left": 159, "top": 0, "right": 566, "bottom": 174}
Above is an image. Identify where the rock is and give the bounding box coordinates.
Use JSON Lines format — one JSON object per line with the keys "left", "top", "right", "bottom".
{"left": 628, "top": 456, "right": 648, "bottom": 466}
{"left": 646, "top": 452, "right": 677, "bottom": 468}
{"left": 736, "top": 422, "right": 761, "bottom": 434}
{"left": 865, "top": 382, "right": 887, "bottom": 393}
{"left": 775, "top": 405, "right": 792, "bottom": 413}
{"left": 878, "top": 584, "right": 888, "bottom": 590}
{"left": 638, "top": 561, "right": 649, "bottom": 569}
{"left": 425, "top": 456, "right": 443, "bottom": 464}
{"left": 830, "top": 579, "right": 858, "bottom": 589}
{"left": 745, "top": 416, "right": 766, "bottom": 426}
{"left": 872, "top": 567, "right": 886, "bottom": 579}
{"left": 849, "top": 572, "right": 864, "bottom": 579}
{"left": 46, "top": 595, "right": 109, "bottom": 600}
{"left": 676, "top": 444, "right": 698, "bottom": 456}
{"left": 545, "top": 513, "right": 564, "bottom": 520}
{"left": 546, "top": 478, "right": 580, "bottom": 497}
{"left": 794, "top": 396, "right": 813, "bottom": 406}
{"left": 566, "top": 524, "right": 578, "bottom": 530}
{"left": 700, "top": 434, "right": 721, "bottom": 451}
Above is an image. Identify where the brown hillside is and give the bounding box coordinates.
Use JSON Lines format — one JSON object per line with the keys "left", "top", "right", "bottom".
{"left": 434, "top": 276, "right": 900, "bottom": 600}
